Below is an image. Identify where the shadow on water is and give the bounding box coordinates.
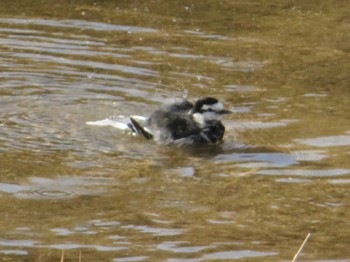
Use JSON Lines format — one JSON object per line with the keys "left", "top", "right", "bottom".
{"left": 0, "top": 0, "right": 350, "bottom": 261}
{"left": 179, "top": 143, "right": 227, "bottom": 159}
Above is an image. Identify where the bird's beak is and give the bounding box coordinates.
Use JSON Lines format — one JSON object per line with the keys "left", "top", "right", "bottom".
{"left": 219, "top": 109, "right": 233, "bottom": 114}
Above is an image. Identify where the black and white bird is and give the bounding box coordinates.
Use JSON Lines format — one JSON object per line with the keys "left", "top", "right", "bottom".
{"left": 128, "top": 97, "right": 232, "bottom": 145}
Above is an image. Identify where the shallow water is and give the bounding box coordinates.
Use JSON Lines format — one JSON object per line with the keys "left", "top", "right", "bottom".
{"left": 0, "top": 1, "right": 350, "bottom": 261}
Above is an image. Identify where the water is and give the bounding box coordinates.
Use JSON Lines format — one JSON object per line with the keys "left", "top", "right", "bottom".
{"left": 0, "top": 1, "right": 350, "bottom": 261}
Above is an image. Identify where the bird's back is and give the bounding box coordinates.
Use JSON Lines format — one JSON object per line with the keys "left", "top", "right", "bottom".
{"left": 147, "top": 110, "right": 201, "bottom": 143}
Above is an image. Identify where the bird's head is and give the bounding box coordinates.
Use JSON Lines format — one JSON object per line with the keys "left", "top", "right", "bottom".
{"left": 191, "top": 97, "right": 232, "bottom": 126}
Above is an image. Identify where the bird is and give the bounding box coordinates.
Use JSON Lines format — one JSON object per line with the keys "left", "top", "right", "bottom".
{"left": 127, "top": 97, "right": 231, "bottom": 145}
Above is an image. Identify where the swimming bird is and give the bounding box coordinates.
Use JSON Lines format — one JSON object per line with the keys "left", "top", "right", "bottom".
{"left": 128, "top": 97, "right": 231, "bottom": 145}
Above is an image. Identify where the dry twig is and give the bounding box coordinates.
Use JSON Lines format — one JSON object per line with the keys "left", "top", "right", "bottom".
{"left": 292, "top": 233, "right": 311, "bottom": 262}
{"left": 60, "top": 250, "right": 64, "bottom": 262}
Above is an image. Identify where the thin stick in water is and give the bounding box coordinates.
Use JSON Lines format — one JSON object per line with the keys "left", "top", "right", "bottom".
{"left": 292, "top": 233, "right": 311, "bottom": 262}
{"left": 60, "top": 250, "right": 64, "bottom": 262}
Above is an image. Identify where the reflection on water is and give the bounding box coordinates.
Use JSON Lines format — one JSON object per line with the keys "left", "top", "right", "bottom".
{"left": 0, "top": 18, "right": 158, "bottom": 33}
{"left": 296, "top": 134, "right": 350, "bottom": 147}
{"left": 156, "top": 241, "right": 214, "bottom": 253}
{"left": 0, "top": 0, "right": 350, "bottom": 261}
{"left": 113, "top": 256, "right": 148, "bottom": 262}
{"left": 257, "top": 168, "right": 350, "bottom": 177}
{"left": 201, "top": 250, "right": 278, "bottom": 260}
{"left": 121, "top": 224, "right": 183, "bottom": 237}
{"left": 215, "top": 151, "right": 297, "bottom": 168}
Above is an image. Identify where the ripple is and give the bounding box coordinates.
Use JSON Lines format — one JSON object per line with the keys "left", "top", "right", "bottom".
{"left": 0, "top": 183, "right": 23, "bottom": 194}
{"left": 303, "top": 93, "right": 328, "bottom": 97}
{"left": 169, "top": 167, "right": 195, "bottom": 177}
{"left": 224, "top": 84, "right": 262, "bottom": 92}
{"left": 214, "top": 60, "right": 262, "bottom": 72}
{"left": 0, "top": 238, "right": 38, "bottom": 247}
{"left": 32, "top": 188, "right": 76, "bottom": 198}
{"left": 257, "top": 168, "right": 350, "bottom": 177}
{"left": 0, "top": 17, "right": 162, "bottom": 152}
{"left": 276, "top": 178, "right": 312, "bottom": 183}
{"left": 89, "top": 219, "right": 121, "bottom": 227}
{"left": 201, "top": 250, "right": 277, "bottom": 260}
{"left": 0, "top": 27, "right": 41, "bottom": 34}
{"left": 328, "top": 179, "right": 350, "bottom": 184}
{"left": 295, "top": 135, "right": 350, "bottom": 147}
{"left": 166, "top": 249, "right": 277, "bottom": 262}
{"left": 0, "top": 18, "right": 158, "bottom": 33}
{"left": 156, "top": 241, "right": 214, "bottom": 253}
{"left": 51, "top": 226, "right": 97, "bottom": 236}
{"left": 51, "top": 228, "right": 73, "bottom": 236}
{"left": 11, "top": 53, "right": 158, "bottom": 77}
{"left": 121, "top": 224, "right": 183, "bottom": 236}
{"left": 0, "top": 36, "right": 128, "bottom": 58}
{"left": 231, "top": 119, "right": 297, "bottom": 130}
{"left": 0, "top": 250, "right": 28, "bottom": 255}
{"left": 46, "top": 243, "right": 126, "bottom": 251}
{"left": 215, "top": 152, "right": 296, "bottom": 168}
{"left": 0, "top": 176, "right": 108, "bottom": 199}
{"left": 207, "top": 219, "right": 235, "bottom": 225}
{"left": 114, "top": 256, "right": 148, "bottom": 262}
{"left": 184, "top": 30, "right": 232, "bottom": 40}
{"left": 293, "top": 150, "right": 328, "bottom": 161}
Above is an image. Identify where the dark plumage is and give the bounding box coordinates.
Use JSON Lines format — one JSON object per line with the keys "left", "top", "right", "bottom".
{"left": 128, "top": 97, "right": 231, "bottom": 145}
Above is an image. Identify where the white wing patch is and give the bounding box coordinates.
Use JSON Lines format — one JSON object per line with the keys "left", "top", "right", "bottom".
{"left": 86, "top": 115, "right": 147, "bottom": 131}
{"left": 86, "top": 118, "right": 130, "bottom": 130}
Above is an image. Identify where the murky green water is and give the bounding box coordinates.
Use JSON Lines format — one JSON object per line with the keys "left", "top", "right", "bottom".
{"left": 0, "top": 1, "right": 349, "bottom": 261}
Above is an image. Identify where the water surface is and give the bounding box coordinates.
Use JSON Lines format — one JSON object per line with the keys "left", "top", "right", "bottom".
{"left": 0, "top": 1, "right": 350, "bottom": 261}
